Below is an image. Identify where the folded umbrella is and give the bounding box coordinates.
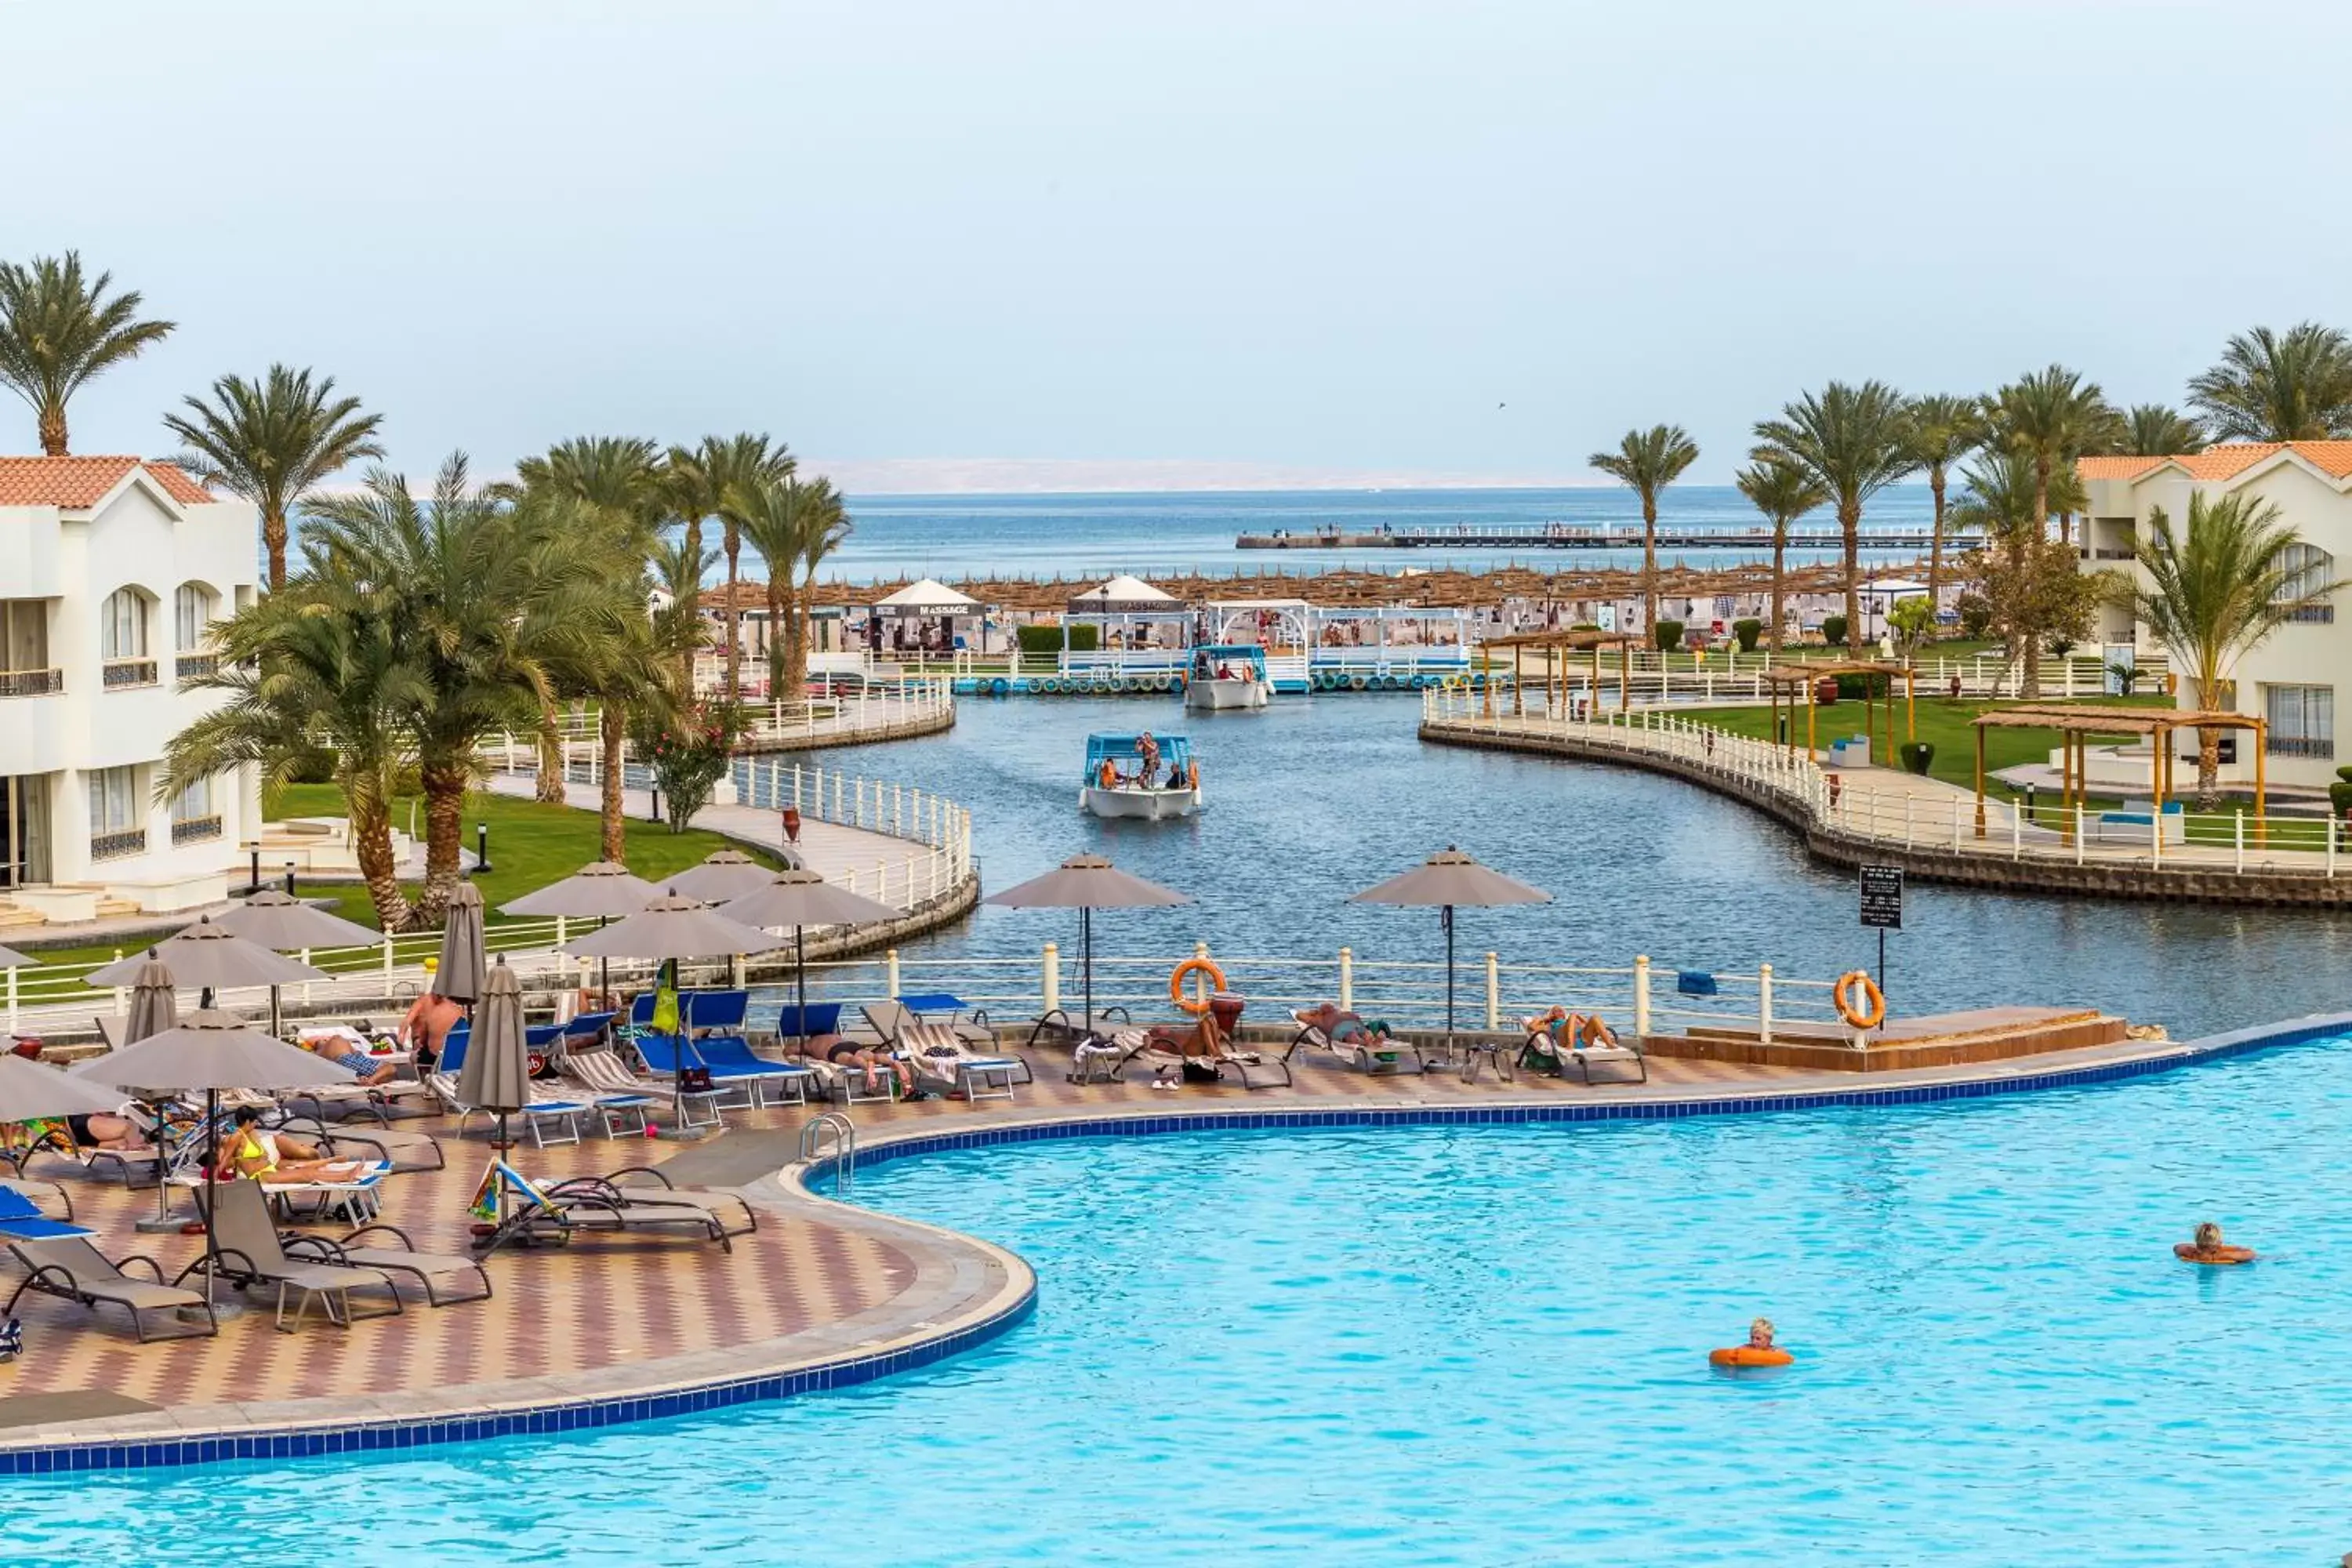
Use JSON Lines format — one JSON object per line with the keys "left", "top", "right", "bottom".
{"left": 434, "top": 884, "right": 488, "bottom": 1005}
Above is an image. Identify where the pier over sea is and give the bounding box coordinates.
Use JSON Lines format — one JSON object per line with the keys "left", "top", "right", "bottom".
{"left": 1236, "top": 524, "right": 1980, "bottom": 552}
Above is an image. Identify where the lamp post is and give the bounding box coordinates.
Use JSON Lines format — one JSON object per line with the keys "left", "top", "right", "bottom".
{"left": 476, "top": 822, "right": 493, "bottom": 875}
{"left": 245, "top": 842, "right": 261, "bottom": 895}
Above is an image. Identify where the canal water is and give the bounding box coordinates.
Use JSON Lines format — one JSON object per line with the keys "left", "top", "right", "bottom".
{"left": 807, "top": 694, "right": 2352, "bottom": 1040}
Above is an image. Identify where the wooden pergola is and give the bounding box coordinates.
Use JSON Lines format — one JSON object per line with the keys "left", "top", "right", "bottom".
{"left": 1969, "top": 704, "right": 2268, "bottom": 840}
{"left": 1477, "top": 629, "right": 1645, "bottom": 719}
{"left": 1759, "top": 661, "right": 1915, "bottom": 764}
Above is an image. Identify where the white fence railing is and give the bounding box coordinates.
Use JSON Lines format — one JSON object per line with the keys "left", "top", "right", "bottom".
{"left": 7, "top": 760, "right": 975, "bottom": 1038}
{"left": 508, "top": 677, "right": 953, "bottom": 768}
{"left": 1425, "top": 687, "right": 2348, "bottom": 883}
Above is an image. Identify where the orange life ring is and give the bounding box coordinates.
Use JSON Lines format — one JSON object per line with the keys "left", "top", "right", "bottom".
{"left": 2174, "top": 1243, "right": 2256, "bottom": 1266}
{"left": 1835, "top": 971, "right": 1886, "bottom": 1030}
{"left": 1709, "top": 1346, "right": 1793, "bottom": 1367}
{"left": 1170, "top": 956, "right": 1227, "bottom": 1016}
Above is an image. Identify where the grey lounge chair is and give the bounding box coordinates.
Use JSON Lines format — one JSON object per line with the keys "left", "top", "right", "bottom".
{"left": 284, "top": 1223, "right": 492, "bottom": 1308}
{"left": 6, "top": 1235, "right": 217, "bottom": 1341}
{"left": 186, "top": 1179, "right": 404, "bottom": 1332}
{"left": 865, "top": 1001, "right": 1033, "bottom": 1088}
{"left": 0, "top": 1174, "right": 74, "bottom": 1221}
{"left": 270, "top": 1115, "right": 448, "bottom": 1173}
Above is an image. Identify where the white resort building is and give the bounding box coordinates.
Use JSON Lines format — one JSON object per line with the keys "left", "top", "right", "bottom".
{"left": 0, "top": 456, "right": 262, "bottom": 923}
{"left": 2082, "top": 441, "right": 2352, "bottom": 793}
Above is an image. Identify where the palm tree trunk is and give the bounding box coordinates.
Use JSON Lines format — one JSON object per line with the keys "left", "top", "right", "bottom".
{"left": 1840, "top": 497, "right": 1862, "bottom": 640}
{"left": 1926, "top": 467, "right": 1947, "bottom": 605}
{"left": 2198, "top": 728, "right": 2220, "bottom": 809}
{"left": 2033, "top": 461, "right": 2050, "bottom": 543}
{"left": 2013, "top": 534, "right": 2042, "bottom": 701}
{"left": 263, "top": 501, "right": 289, "bottom": 593}
{"left": 766, "top": 582, "right": 788, "bottom": 699}
{"left": 1641, "top": 493, "right": 1660, "bottom": 633}
{"left": 723, "top": 524, "right": 742, "bottom": 702}
{"left": 346, "top": 781, "right": 413, "bottom": 932}
{"left": 1769, "top": 527, "right": 1787, "bottom": 652}
{"left": 599, "top": 705, "right": 627, "bottom": 862}
{"left": 680, "top": 520, "right": 702, "bottom": 694}
{"left": 37, "top": 402, "right": 67, "bottom": 458}
{"left": 415, "top": 761, "right": 469, "bottom": 927}
{"left": 785, "top": 575, "right": 813, "bottom": 699}
{"left": 534, "top": 702, "right": 568, "bottom": 804}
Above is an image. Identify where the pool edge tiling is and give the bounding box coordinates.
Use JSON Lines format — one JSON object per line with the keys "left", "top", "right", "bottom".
{"left": 7, "top": 1009, "right": 2347, "bottom": 1473}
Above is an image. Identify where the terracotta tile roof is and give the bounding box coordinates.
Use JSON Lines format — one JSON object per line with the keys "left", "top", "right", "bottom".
{"left": 2078, "top": 442, "right": 2352, "bottom": 485}
{"left": 0, "top": 456, "right": 216, "bottom": 508}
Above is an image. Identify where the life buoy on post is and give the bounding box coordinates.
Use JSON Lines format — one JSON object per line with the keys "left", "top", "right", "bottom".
{"left": 1835, "top": 971, "right": 1886, "bottom": 1030}
{"left": 1171, "top": 956, "right": 1227, "bottom": 1016}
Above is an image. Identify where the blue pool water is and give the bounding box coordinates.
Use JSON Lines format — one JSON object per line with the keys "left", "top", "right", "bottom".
{"left": 17, "top": 1034, "right": 2352, "bottom": 1563}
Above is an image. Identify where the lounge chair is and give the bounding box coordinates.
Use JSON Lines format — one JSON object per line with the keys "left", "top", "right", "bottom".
{"left": 186, "top": 1178, "right": 404, "bottom": 1332}
{"left": 1069, "top": 1027, "right": 1152, "bottom": 1084}
{"left": 267, "top": 1113, "right": 447, "bottom": 1173}
{"left": 427, "top": 1069, "right": 594, "bottom": 1147}
{"left": 1290, "top": 1007, "right": 1429, "bottom": 1074}
{"left": 477, "top": 1164, "right": 750, "bottom": 1254}
{"left": 0, "top": 1185, "right": 93, "bottom": 1240}
{"left": 1025, "top": 1004, "right": 1134, "bottom": 1056}
{"left": 0, "top": 1174, "right": 73, "bottom": 1221}
{"left": 1521, "top": 1015, "right": 1647, "bottom": 1085}
{"left": 869, "top": 999, "right": 1032, "bottom": 1086}
{"left": 772, "top": 1004, "right": 895, "bottom": 1104}
{"left": 281, "top": 1223, "right": 492, "bottom": 1308}
{"left": 554, "top": 1049, "right": 662, "bottom": 1137}
{"left": 688, "top": 992, "right": 816, "bottom": 1106}
{"left": 887, "top": 1019, "right": 1024, "bottom": 1102}
{"left": 5, "top": 1235, "right": 217, "bottom": 1341}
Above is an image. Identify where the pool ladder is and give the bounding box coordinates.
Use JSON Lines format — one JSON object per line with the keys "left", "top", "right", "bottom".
{"left": 799, "top": 1112, "right": 857, "bottom": 1196}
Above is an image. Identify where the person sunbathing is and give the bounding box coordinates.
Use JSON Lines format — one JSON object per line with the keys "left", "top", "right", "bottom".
{"left": 300, "top": 1029, "right": 403, "bottom": 1086}
{"left": 220, "top": 1108, "right": 370, "bottom": 1184}
{"left": 805, "top": 1034, "right": 914, "bottom": 1098}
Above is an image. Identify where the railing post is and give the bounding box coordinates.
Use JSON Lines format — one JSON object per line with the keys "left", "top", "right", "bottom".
{"left": 382, "top": 936, "right": 394, "bottom": 978}
{"left": 1338, "top": 946, "right": 1353, "bottom": 1011}
{"left": 2075, "top": 800, "right": 2086, "bottom": 866}
{"left": 2331, "top": 818, "right": 2339, "bottom": 880}
{"left": 1633, "top": 955, "right": 1652, "bottom": 1038}
{"left": 1757, "top": 963, "right": 1773, "bottom": 1044}
{"left": 2010, "top": 797, "right": 2020, "bottom": 858}
{"left": 2151, "top": 809, "right": 2162, "bottom": 868}
{"left": 885, "top": 946, "right": 901, "bottom": 997}
{"left": 2234, "top": 809, "right": 2245, "bottom": 874}
{"left": 1042, "top": 941, "right": 1060, "bottom": 1015}
{"left": 1483, "top": 951, "right": 1500, "bottom": 1029}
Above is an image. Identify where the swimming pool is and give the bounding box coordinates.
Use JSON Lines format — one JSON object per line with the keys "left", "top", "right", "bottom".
{"left": 16, "top": 1032, "right": 2352, "bottom": 1563}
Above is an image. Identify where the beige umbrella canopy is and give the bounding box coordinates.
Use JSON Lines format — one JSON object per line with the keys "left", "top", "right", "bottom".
{"left": 458, "top": 959, "right": 532, "bottom": 1149}
{"left": 499, "top": 862, "right": 661, "bottom": 919}
{"left": 0, "top": 943, "right": 34, "bottom": 969}
{"left": 723, "top": 869, "right": 902, "bottom": 1027}
{"left": 983, "top": 855, "right": 1190, "bottom": 1029}
{"left": 0, "top": 1051, "right": 133, "bottom": 1122}
{"left": 85, "top": 918, "right": 326, "bottom": 990}
{"left": 662, "top": 850, "right": 777, "bottom": 904}
{"left": 213, "top": 889, "right": 382, "bottom": 952}
{"left": 1348, "top": 847, "right": 1550, "bottom": 1033}
{"left": 561, "top": 893, "right": 778, "bottom": 961}
{"left": 434, "top": 883, "right": 488, "bottom": 1004}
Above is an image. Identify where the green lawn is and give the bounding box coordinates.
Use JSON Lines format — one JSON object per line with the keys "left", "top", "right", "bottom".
{"left": 1676, "top": 693, "right": 2174, "bottom": 805}
{"left": 22, "top": 786, "right": 773, "bottom": 969}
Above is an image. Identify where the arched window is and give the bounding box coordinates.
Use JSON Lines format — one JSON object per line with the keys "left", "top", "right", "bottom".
{"left": 100, "top": 588, "right": 150, "bottom": 660}
{"left": 173, "top": 584, "right": 216, "bottom": 651}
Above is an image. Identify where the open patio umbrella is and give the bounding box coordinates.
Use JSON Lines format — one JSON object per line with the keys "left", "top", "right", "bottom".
{"left": 123, "top": 956, "right": 183, "bottom": 1222}
{"left": 663, "top": 849, "right": 775, "bottom": 904}
{"left": 214, "top": 888, "right": 382, "bottom": 951}
{"left": 434, "top": 883, "right": 488, "bottom": 1007}
{"left": 983, "top": 855, "right": 1189, "bottom": 1032}
{"left": 722, "top": 869, "right": 900, "bottom": 1033}
{"left": 503, "top": 862, "right": 662, "bottom": 1007}
{"left": 0, "top": 1051, "right": 136, "bottom": 1122}
{"left": 459, "top": 959, "right": 531, "bottom": 1153}
{"left": 0, "top": 942, "right": 34, "bottom": 971}
{"left": 1348, "top": 847, "right": 1550, "bottom": 1033}
{"left": 74, "top": 1011, "right": 359, "bottom": 1307}
{"left": 561, "top": 892, "right": 779, "bottom": 1122}
{"left": 87, "top": 916, "right": 328, "bottom": 1037}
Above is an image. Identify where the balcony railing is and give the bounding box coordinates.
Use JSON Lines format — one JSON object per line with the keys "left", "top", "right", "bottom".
{"left": 2286, "top": 604, "right": 2336, "bottom": 624}
{"left": 175, "top": 652, "right": 220, "bottom": 679}
{"left": 0, "top": 667, "right": 62, "bottom": 698}
{"left": 89, "top": 828, "right": 148, "bottom": 861}
{"left": 2267, "top": 735, "right": 2335, "bottom": 759}
{"left": 170, "top": 814, "right": 223, "bottom": 846}
{"left": 101, "top": 658, "right": 158, "bottom": 689}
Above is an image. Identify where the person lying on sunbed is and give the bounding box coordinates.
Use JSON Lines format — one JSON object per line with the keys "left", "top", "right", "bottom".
{"left": 220, "top": 1108, "right": 372, "bottom": 1184}
{"left": 299, "top": 1029, "right": 403, "bottom": 1086}
{"left": 1295, "top": 1002, "right": 1377, "bottom": 1044}
{"left": 804, "top": 1033, "right": 914, "bottom": 1098}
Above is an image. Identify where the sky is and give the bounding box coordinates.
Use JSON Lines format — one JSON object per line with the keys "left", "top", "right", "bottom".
{"left": 6, "top": 0, "right": 2351, "bottom": 491}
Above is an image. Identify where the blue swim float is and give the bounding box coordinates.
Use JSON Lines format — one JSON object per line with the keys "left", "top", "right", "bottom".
{"left": 990, "top": 677, "right": 1010, "bottom": 697}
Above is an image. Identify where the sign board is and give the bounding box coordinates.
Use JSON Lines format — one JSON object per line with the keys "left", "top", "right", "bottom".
{"left": 1858, "top": 865, "right": 1904, "bottom": 930}
{"left": 1596, "top": 604, "right": 1617, "bottom": 633}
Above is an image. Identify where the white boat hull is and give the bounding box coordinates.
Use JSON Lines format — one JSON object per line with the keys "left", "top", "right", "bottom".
{"left": 1185, "top": 678, "right": 1270, "bottom": 711}
{"left": 1081, "top": 786, "right": 1203, "bottom": 820}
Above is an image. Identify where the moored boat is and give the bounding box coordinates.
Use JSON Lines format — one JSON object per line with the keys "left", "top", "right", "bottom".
{"left": 1184, "top": 644, "right": 1272, "bottom": 711}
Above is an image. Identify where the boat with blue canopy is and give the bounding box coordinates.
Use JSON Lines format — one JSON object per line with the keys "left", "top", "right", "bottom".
{"left": 1184, "top": 644, "right": 1272, "bottom": 711}
{"left": 1080, "top": 731, "right": 1203, "bottom": 819}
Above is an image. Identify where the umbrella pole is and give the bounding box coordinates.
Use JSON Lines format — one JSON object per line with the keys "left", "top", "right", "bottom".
{"left": 270, "top": 984, "right": 282, "bottom": 1040}
{"left": 796, "top": 926, "right": 808, "bottom": 1025}
{"left": 1443, "top": 906, "right": 1456, "bottom": 1035}
{"left": 203, "top": 1087, "right": 220, "bottom": 1313}
{"left": 1083, "top": 907, "right": 1094, "bottom": 1031}
{"left": 151, "top": 1096, "right": 172, "bottom": 1222}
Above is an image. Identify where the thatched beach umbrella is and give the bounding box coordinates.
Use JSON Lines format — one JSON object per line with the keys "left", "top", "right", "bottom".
{"left": 1348, "top": 847, "right": 1550, "bottom": 1033}
{"left": 983, "top": 855, "right": 1189, "bottom": 1032}
{"left": 722, "top": 869, "right": 900, "bottom": 1032}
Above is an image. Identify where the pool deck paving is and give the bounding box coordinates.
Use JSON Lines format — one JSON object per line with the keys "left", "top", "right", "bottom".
{"left": 0, "top": 1022, "right": 2260, "bottom": 1465}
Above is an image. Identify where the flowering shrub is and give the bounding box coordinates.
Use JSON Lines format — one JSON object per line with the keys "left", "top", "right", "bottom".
{"left": 631, "top": 702, "right": 746, "bottom": 833}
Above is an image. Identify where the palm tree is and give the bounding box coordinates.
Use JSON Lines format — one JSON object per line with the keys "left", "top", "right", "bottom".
{"left": 2118, "top": 492, "right": 2339, "bottom": 805}
{"left": 776, "top": 477, "right": 851, "bottom": 699}
{"left": 1753, "top": 382, "right": 1917, "bottom": 637}
{"left": 1587, "top": 425, "right": 1699, "bottom": 630}
{"left": 1734, "top": 456, "right": 1829, "bottom": 651}
{"left": 2187, "top": 322, "right": 2352, "bottom": 442}
{"left": 662, "top": 435, "right": 793, "bottom": 700}
{"left": 303, "top": 455, "right": 594, "bottom": 922}
{"left": 160, "top": 572, "right": 421, "bottom": 931}
{"left": 703, "top": 434, "right": 794, "bottom": 702}
{"left": 729, "top": 475, "right": 803, "bottom": 701}
{"left": 1952, "top": 448, "right": 2093, "bottom": 699}
{"left": 1987, "top": 365, "right": 2111, "bottom": 546}
{"left": 0, "top": 252, "right": 176, "bottom": 456}
{"left": 505, "top": 434, "right": 663, "bottom": 517}
{"left": 162, "top": 365, "right": 385, "bottom": 590}
{"left": 1904, "top": 394, "right": 1989, "bottom": 606}
{"left": 2119, "top": 403, "right": 2208, "bottom": 457}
